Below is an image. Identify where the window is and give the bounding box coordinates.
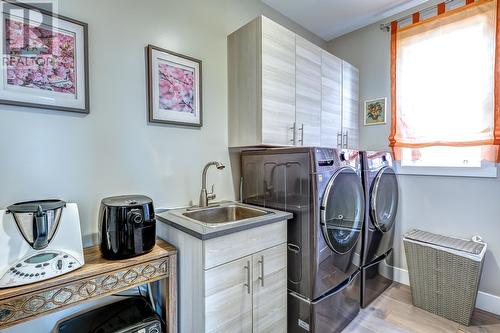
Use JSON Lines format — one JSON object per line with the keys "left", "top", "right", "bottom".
{"left": 389, "top": 0, "right": 500, "bottom": 174}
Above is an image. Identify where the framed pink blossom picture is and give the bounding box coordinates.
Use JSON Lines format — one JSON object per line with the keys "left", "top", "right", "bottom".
{"left": 147, "top": 45, "right": 202, "bottom": 127}
{"left": 0, "top": 1, "right": 89, "bottom": 113}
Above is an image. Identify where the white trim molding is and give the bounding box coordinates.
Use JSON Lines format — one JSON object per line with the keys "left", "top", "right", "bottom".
{"left": 395, "top": 161, "right": 498, "bottom": 178}
{"left": 385, "top": 263, "right": 500, "bottom": 316}
{"left": 476, "top": 291, "right": 500, "bottom": 316}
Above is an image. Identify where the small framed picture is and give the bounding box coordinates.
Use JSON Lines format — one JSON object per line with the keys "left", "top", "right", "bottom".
{"left": 364, "top": 97, "right": 387, "bottom": 126}
{"left": 0, "top": 1, "right": 89, "bottom": 113}
{"left": 147, "top": 44, "right": 202, "bottom": 127}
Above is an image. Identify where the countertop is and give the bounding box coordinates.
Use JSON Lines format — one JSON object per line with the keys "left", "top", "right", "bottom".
{"left": 156, "top": 201, "right": 292, "bottom": 240}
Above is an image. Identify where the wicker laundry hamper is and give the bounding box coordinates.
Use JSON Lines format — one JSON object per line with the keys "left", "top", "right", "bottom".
{"left": 403, "top": 229, "right": 487, "bottom": 326}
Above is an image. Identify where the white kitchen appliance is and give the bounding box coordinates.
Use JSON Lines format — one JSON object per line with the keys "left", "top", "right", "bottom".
{"left": 0, "top": 200, "right": 84, "bottom": 288}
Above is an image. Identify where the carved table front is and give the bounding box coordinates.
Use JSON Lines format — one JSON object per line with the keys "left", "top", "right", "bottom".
{"left": 0, "top": 240, "right": 177, "bottom": 333}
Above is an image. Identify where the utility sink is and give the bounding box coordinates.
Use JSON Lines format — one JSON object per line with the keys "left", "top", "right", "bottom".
{"left": 182, "top": 204, "right": 270, "bottom": 224}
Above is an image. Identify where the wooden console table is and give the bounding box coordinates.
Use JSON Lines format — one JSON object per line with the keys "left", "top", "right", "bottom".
{"left": 0, "top": 240, "right": 177, "bottom": 332}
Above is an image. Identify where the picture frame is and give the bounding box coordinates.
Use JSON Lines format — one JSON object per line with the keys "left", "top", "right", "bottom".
{"left": 364, "top": 97, "right": 387, "bottom": 126}
{"left": 0, "top": 0, "right": 89, "bottom": 113}
{"left": 147, "top": 44, "right": 202, "bottom": 127}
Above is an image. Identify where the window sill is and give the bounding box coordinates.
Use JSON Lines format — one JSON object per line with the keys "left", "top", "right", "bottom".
{"left": 395, "top": 162, "right": 498, "bottom": 178}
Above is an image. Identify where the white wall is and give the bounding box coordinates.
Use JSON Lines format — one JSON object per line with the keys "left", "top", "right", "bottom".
{"left": 328, "top": 10, "right": 500, "bottom": 297}
{"left": 0, "top": 1, "right": 325, "bottom": 331}
{"left": 0, "top": 0, "right": 325, "bottom": 246}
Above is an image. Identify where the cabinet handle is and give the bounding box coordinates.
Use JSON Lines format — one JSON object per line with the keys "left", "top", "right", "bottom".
{"left": 244, "top": 260, "right": 250, "bottom": 294}
{"left": 343, "top": 131, "right": 349, "bottom": 149}
{"left": 298, "top": 124, "right": 304, "bottom": 146}
{"left": 287, "top": 243, "right": 300, "bottom": 254}
{"left": 258, "top": 256, "right": 264, "bottom": 287}
{"left": 290, "top": 123, "right": 297, "bottom": 145}
{"left": 337, "top": 132, "right": 342, "bottom": 149}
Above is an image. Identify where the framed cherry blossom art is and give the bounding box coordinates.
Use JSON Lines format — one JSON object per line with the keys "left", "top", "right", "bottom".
{"left": 147, "top": 45, "right": 202, "bottom": 127}
{"left": 0, "top": 1, "right": 89, "bottom": 113}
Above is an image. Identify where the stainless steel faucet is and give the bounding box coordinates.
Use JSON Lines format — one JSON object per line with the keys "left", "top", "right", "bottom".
{"left": 199, "top": 161, "right": 226, "bottom": 207}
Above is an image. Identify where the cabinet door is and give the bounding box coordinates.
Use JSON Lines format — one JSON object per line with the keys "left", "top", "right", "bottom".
{"left": 205, "top": 256, "right": 253, "bottom": 333}
{"left": 295, "top": 36, "right": 322, "bottom": 147}
{"left": 252, "top": 243, "right": 287, "bottom": 333}
{"left": 321, "top": 52, "right": 343, "bottom": 148}
{"left": 261, "top": 16, "right": 296, "bottom": 146}
{"left": 342, "top": 60, "right": 360, "bottom": 149}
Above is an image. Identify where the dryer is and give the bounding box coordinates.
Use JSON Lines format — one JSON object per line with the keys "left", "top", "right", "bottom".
{"left": 241, "top": 147, "right": 365, "bottom": 333}
{"left": 360, "top": 151, "right": 399, "bottom": 308}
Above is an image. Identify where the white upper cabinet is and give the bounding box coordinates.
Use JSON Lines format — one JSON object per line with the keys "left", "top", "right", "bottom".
{"left": 342, "top": 60, "right": 360, "bottom": 149}
{"left": 261, "top": 17, "right": 296, "bottom": 146}
{"left": 228, "top": 16, "right": 359, "bottom": 149}
{"left": 321, "top": 51, "right": 343, "bottom": 148}
{"left": 321, "top": 56, "right": 359, "bottom": 150}
{"left": 295, "top": 36, "right": 322, "bottom": 147}
{"left": 228, "top": 16, "right": 296, "bottom": 147}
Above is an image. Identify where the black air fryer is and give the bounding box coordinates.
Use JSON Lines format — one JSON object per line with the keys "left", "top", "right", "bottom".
{"left": 99, "top": 195, "right": 156, "bottom": 259}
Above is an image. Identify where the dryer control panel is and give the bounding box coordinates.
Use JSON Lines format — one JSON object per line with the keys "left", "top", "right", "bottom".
{"left": 314, "top": 148, "right": 361, "bottom": 174}
{"left": 365, "top": 151, "right": 393, "bottom": 171}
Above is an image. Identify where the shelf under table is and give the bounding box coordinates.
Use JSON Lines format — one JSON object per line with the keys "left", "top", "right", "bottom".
{"left": 0, "top": 239, "right": 177, "bottom": 332}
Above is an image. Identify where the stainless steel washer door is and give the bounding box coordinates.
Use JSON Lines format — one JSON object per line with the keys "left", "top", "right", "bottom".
{"left": 370, "top": 166, "right": 399, "bottom": 232}
{"left": 320, "top": 167, "right": 365, "bottom": 255}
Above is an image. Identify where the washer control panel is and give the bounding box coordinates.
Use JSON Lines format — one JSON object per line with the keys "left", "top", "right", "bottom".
{"left": 0, "top": 251, "right": 82, "bottom": 287}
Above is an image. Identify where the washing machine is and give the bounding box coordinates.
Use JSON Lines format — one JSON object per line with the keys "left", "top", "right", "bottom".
{"left": 359, "top": 151, "right": 399, "bottom": 308}
{"left": 241, "top": 147, "right": 365, "bottom": 332}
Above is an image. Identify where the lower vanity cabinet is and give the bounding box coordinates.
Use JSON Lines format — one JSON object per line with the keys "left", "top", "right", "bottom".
{"left": 205, "top": 256, "right": 253, "bottom": 333}
{"left": 252, "top": 244, "right": 287, "bottom": 333}
{"left": 158, "top": 219, "right": 288, "bottom": 333}
{"left": 205, "top": 243, "right": 287, "bottom": 333}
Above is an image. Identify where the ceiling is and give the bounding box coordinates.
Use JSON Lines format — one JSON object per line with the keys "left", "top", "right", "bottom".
{"left": 261, "top": 0, "right": 430, "bottom": 41}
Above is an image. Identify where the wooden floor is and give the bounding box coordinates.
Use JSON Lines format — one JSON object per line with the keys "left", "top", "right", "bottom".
{"left": 344, "top": 283, "right": 500, "bottom": 333}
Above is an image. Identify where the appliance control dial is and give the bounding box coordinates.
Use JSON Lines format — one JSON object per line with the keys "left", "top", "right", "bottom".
{"left": 147, "top": 323, "right": 161, "bottom": 333}
{"left": 129, "top": 209, "right": 144, "bottom": 224}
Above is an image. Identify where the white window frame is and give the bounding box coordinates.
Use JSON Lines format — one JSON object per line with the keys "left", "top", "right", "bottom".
{"left": 395, "top": 161, "right": 498, "bottom": 178}
{"left": 391, "top": 1, "right": 498, "bottom": 178}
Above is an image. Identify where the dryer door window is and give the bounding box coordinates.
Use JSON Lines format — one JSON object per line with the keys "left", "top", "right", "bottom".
{"left": 370, "top": 167, "right": 399, "bottom": 232}
{"left": 320, "top": 167, "right": 365, "bottom": 254}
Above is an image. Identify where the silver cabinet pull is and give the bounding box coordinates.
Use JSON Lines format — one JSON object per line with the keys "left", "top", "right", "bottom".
{"left": 244, "top": 260, "right": 250, "bottom": 294}
{"left": 239, "top": 177, "right": 244, "bottom": 203}
{"left": 337, "top": 132, "right": 342, "bottom": 149}
{"left": 298, "top": 123, "right": 304, "bottom": 146}
{"left": 343, "top": 131, "right": 349, "bottom": 149}
{"left": 258, "top": 256, "right": 264, "bottom": 287}
{"left": 290, "top": 123, "right": 297, "bottom": 145}
{"left": 287, "top": 243, "right": 300, "bottom": 254}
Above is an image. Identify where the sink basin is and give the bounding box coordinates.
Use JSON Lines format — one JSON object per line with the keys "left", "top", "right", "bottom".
{"left": 182, "top": 204, "right": 270, "bottom": 224}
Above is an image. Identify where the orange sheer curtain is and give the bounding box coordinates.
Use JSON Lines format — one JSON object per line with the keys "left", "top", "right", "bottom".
{"left": 389, "top": 0, "right": 500, "bottom": 162}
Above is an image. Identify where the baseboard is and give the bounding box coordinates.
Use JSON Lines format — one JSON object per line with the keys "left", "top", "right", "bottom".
{"left": 385, "top": 263, "right": 500, "bottom": 316}
{"left": 391, "top": 265, "right": 410, "bottom": 286}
